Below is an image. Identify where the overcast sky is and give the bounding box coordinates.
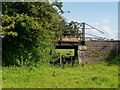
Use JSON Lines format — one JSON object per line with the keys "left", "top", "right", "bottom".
{"left": 62, "top": 2, "right": 118, "bottom": 40}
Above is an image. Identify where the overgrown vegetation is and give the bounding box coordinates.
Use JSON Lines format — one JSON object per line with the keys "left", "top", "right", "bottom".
{"left": 2, "top": 1, "right": 85, "bottom": 67}
{"left": 2, "top": 61, "right": 118, "bottom": 88}
{"left": 2, "top": 2, "right": 64, "bottom": 66}
{"left": 107, "top": 55, "right": 120, "bottom": 65}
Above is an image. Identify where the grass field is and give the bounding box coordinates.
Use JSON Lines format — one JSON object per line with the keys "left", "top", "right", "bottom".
{"left": 2, "top": 61, "right": 118, "bottom": 88}
{"left": 56, "top": 49, "right": 74, "bottom": 56}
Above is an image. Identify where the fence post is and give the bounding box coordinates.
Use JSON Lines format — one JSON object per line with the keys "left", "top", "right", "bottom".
{"left": 60, "top": 54, "right": 62, "bottom": 66}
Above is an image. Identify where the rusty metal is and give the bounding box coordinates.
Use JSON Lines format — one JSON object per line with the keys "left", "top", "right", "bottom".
{"left": 82, "top": 22, "right": 85, "bottom": 41}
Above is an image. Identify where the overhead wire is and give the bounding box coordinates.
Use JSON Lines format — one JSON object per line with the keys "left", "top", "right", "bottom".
{"left": 85, "top": 23, "right": 104, "bottom": 34}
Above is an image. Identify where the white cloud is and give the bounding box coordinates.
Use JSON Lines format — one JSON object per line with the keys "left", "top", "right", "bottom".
{"left": 86, "top": 22, "right": 102, "bottom": 34}
{"left": 67, "top": 19, "right": 118, "bottom": 40}
{"left": 102, "top": 18, "right": 111, "bottom": 24}
{"left": 101, "top": 26, "right": 118, "bottom": 40}
{"left": 86, "top": 21, "right": 118, "bottom": 40}
{"left": 102, "top": 15, "right": 112, "bottom": 18}
{"left": 101, "top": 15, "right": 112, "bottom": 25}
{"left": 87, "top": 15, "right": 118, "bottom": 40}
{"left": 89, "top": 22, "right": 100, "bottom": 26}
{"left": 95, "top": 23, "right": 100, "bottom": 26}
{"left": 101, "top": 26, "right": 112, "bottom": 35}
{"left": 101, "top": 16, "right": 118, "bottom": 40}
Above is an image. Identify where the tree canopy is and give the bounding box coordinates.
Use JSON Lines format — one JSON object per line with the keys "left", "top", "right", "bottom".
{"left": 2, "top": 2, "right": 63, "bottom": 66}
{"left": 64, "top": 21, "right": 82, "bottom": 38}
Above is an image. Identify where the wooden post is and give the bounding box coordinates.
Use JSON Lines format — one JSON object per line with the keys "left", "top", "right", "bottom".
{"left": 60, "top": 54, "right": 63, "bottom": 66}
{"left": 82, "top": 22, "right": 85, "bottom": 41}
{"left": 74, "top": 48, "right": 78, "bottom": 58}
{"left": 70, "top": 56, "right": 73, "bottom": 67}
{"left": 78, "top": 50, "right": 81, "bottom": 64}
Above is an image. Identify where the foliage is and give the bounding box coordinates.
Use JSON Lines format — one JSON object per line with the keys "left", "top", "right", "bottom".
{"left": 51, "top": 0, "right": 64, "bottom": 14}
{"left": 107, "top": 55, "right": 120, "bottom": 65}
{"left": 64, "top": 21, "right": 82, "bottom": 38}
{"left": 2, "top": 2, "right": 63, "bottom": 66}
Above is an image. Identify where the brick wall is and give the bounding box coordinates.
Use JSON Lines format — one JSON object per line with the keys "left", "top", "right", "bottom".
{"left": 80, "top": 40, "right": 119, "bottom": 64}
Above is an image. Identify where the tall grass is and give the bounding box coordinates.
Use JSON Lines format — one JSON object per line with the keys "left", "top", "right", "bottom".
{"left": 2, "top": 61, "right": 118, "bottom": 88}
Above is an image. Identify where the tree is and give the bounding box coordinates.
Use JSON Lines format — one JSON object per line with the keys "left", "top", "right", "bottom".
{"left": 64, "top": 21, "right": 82, "bottom": 38}
{"left": 51, "top": 0, "right": 64, "bottom": 14}
{"left": 2, "top": 2, "right": 63, "bottom": 66}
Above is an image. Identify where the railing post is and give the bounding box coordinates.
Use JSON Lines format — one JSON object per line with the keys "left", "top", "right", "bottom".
{"left": 82, "top": 22, "right": 85, "bottom": 41}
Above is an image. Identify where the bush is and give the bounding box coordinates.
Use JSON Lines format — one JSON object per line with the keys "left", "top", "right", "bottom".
{"left": 2, "top": 2, "right": 61, "bottom": 66}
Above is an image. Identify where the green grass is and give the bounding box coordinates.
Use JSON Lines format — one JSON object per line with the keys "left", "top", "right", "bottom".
{"left": 56, "top": 49, "right": 74, "bottom": 56}
{"left": 2, "top": 62, "right": 118, "bottom": 88}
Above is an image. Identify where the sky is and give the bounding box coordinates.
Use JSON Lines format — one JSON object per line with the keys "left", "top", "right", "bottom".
{"left": 61, "top": 2, "right": 118, "bottom": 40}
